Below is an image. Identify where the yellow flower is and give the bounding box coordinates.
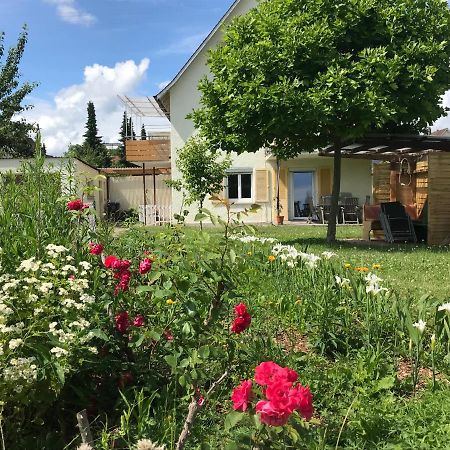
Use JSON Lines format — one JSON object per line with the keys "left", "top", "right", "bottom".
{"left": 344, "top": 263, "right": 351, "bottom": 269}
{"left": 372, "top": 264, "right": 381, "bottom": 270}
{"left": 247, "top": 251, "right": 252, "bottom": 256}
{"left": 166, "top": 299, "right": 176, "bottom": 305}
{"left": 268, "top": 255, "right": 276, "bottom": 262}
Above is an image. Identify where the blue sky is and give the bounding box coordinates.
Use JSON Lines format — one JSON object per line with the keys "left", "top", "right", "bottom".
{"left": 1, "top": 0, "right": 235, "bottom": 154}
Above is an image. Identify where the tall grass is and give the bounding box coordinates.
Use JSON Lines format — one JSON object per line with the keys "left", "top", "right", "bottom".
{"left": 0, "top": 144, "right": 78, "bottom": 270}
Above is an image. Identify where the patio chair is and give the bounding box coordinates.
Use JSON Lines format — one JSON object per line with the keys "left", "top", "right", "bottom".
{"left": 341, "top": 197, "right": 360, "bottom": 224}
{"left": 379, "top": 202, "right": 417, "bottom": 243}
{"left": 318, "top": 195, "right": 332, "bottom": 224}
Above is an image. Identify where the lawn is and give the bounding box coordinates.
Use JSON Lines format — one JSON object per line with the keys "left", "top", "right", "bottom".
{"left": 124, "top": 223, "right": 450, "bottom": 300}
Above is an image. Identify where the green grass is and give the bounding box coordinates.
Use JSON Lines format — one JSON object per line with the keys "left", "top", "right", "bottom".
{"left": 125, "top": 223, "right": 450, "bottom": 300}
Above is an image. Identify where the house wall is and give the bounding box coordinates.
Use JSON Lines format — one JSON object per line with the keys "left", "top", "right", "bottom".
{"left": 108, "top": 174, "right": 171, "bottom": 211}
{"left": 169, "top": 0, "right": 264, "bottom": 224}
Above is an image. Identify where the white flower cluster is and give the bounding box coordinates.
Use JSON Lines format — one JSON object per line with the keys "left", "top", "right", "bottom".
{"left": 272, "top": 244, "right": 321, "bottom": 269}
{"left": 322, "top": 251, "right": 337, "bottom": 259}
{"left": 230, "top": 235, "right": 277, "bottom": 244}
{"left": 3, "top": 356, "right": 38, "bottom": 390}
{"left": 438, "top": 302, "right": 450, "bottom": 313}
{"left": 46, "top": 244, "right": 69, "bottom": 258}
{"left": 364, "top": 272, "right": 388, "bottom": 295}
{"left": 17, "top": 257, "right": 41, "bottom": 273}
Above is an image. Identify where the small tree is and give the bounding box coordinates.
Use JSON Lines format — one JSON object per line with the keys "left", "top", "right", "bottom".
{"left": 140, "top": 124, "right": 147, "bottom": 140}
{"left": 172, "top": 136, "right": 231, "bottom": 224}
{"left": 192, "top": 0, "right": 450, "bottom": 242}
{"left": 0, "top": 26, "right": 37, "bottom": 157}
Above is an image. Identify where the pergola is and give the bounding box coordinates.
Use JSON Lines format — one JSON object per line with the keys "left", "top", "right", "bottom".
{"left": 319, "top": 134, "right": 450, "bottom": 245}
{"left": 117, "top": 96, "right": 172, "bottom": 225}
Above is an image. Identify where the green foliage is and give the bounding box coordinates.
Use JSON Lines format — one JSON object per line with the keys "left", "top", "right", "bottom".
{"left": 170, "top": 135, "right": 232, "bottom": 211}
{"left": 0, "top": 26, "right": 37, "bottom": 157}
{"left": 193, "top": 0, "right": 450, "bottom": 154}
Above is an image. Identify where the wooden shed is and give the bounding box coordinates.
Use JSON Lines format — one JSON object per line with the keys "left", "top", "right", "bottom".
{"left": 319, "top": 134, "right": 450, "bottom": 245}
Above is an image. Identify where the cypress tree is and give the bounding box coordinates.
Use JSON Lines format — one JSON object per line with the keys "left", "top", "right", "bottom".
{"left": 141, "top": 124, "right": 147, "bottom": 140}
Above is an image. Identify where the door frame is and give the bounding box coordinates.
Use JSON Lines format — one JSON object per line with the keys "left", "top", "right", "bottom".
{"left": 289, "top": 169, "right": 316, "bottom": 220}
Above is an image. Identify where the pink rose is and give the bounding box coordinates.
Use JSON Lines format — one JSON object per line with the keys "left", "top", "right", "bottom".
{"left": 256, "top": 400, "right": 290, "bottom": 426}
{"left": 231, "top": 380, "right": 253, "bottom": 412}
{"left": 89, "top": 243, "right": 104, "bottom": 255}
{"left": 139, "top": 258, "right": 153, "bottom": 275}
{"left": 132, "top": 314, "right": 145, "bottom": 327}
{"left": 67, "top": 199, "right": 84, "bottom": 211}
{"left": 104, "top": 255, "right": 118, "bottom": 268}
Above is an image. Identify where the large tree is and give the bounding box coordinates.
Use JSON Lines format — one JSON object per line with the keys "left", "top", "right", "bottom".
{"left": 191, "top": 0, "right": 450, "bottom": 241}
{"left": 72, "top": 101, "right": 110, "bottom": 167}
{"left": 0, "top": 27, "right": 37, "bottom": 157}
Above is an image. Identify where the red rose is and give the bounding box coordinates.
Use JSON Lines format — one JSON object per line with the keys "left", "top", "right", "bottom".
{"left": 89, "top": 242, "right": 104, "bottom": 255}
{"left": 163, "top": 329, "right": 174, "bottom": 341}
{"left": 115, "top": 311, "right": 129, "bottom": 333}
{"left": 231, "top": 313, "right": 252, "bottom": 333}
{"left": 231, "top": 380, "right": 253, "bottom": 412}
{"left": 112, "top": 259, "right": 130, "bottom": 270}
{"left": 132, "top": 314, "right": 145, "bottom": 327}
{"left": 139, "top": 258, "right": 152, "bottom": 275}
{"left": 67, "top": 198, "right": 84, "bottom": 211}
{"left": 234, "top": 303, "right": 247, "bottom": 316}
{"left": 104, "top": 255, "right": 118, "bottom": 268}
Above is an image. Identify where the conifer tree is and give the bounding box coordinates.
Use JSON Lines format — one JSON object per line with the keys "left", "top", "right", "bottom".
{"left": 141, "top": 124, "right": 147, "bottom": 140}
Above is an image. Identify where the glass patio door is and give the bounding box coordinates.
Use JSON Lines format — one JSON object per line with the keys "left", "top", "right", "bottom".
{"left": 292, "top": 172, "right": 314, "bottom": 219}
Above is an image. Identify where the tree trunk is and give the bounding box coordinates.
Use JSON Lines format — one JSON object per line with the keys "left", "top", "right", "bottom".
{"left": 326, "top": 145, "right": 342, "bottom": 243}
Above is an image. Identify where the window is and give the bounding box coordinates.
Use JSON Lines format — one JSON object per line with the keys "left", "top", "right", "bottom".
{"left": 227, "top": 172, "right": 252, "bottom": 200}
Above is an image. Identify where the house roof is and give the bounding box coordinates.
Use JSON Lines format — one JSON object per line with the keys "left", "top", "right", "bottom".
{"left": 155, "top": 0, "right": 243, "bottom": 102}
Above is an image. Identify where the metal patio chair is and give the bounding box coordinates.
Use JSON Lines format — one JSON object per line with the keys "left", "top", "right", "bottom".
{"left": 341, "top": 197, "right": 361, "bottom": 224}
{"left": 380, "top": 201, "right": 417, "bottom": 243}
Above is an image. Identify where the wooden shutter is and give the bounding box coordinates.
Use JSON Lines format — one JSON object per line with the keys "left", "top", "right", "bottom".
{"left": 318, "top": 168, "right": 332, "bottom": 198}
{"left": 372, "top": 162, "right": 391, "bottom": 204}
{"left": 254, "top": 169, "right": 269, "bottom": 202}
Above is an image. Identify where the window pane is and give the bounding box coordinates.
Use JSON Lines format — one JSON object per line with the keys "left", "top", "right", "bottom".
{"left": 241, "top": 174, "right": 252, "bottom": 199}
{"left": 228, "top": 174, "right": 238, "bottom": 199}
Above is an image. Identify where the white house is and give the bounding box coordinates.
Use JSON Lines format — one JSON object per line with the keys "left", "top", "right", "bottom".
{"left": 156, "top": 0, "right": 372, "bottom": 223}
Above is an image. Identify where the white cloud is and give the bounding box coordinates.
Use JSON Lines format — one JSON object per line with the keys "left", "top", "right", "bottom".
{"left": 44, "top": 0, "right": 96, "bottom": 26}
{"left": 158, "top": 31, "right": 208, "bottom": 55}
{"left": 24, "top": 59, "right": 155, "bottom": 156}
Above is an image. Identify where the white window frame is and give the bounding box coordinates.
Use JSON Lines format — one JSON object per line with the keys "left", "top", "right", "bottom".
{"left": 226, "top": 171, "right": 253, "bottom": 202}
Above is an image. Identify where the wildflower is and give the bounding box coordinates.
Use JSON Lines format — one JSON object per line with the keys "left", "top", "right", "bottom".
{"left": 231, "top": 380, "right": 253, "bottom": 411}
{"left": 139, "top": 258, "right": 153, "bottom": 275}
{"left": 344, "top": 263, "right": 352, "bottom": 269}
{"left": 372, "top": 263, "right": 381, "bottom": 270}
{"left": 247, "top": 251, "right": 252, "bottom": 256}
{"left": 355, "top": 267, "right": 369, "bottom": 273}
{"left": 166, "top": 299, "right": 176, "bottom": 305}
{"left": 438, "top": 302, "right": 450, "bottom": 313}
{"left": 413, "top": 319, "right": 426, "bottom": 334}
{"left": 132, "top": 314, "right": 145, "bottom": 327}
{"left": 115, "top": 311, "right": 129, "bottom": 334}
{"left": 268, "top": 255, "right": 276, "bottom": 262}
{"left": 431, "top": 333, "right": 436, "bottom": 351}
{"left": 89, "top": 242, "right": 104, "bottom": 255}
{"left": 335, "top": 275, "right": 350, "bottom": 288}
{"left": 321, "top": 251, "right": 337, "bottom": 259}
{"left": 135, "top": 439, "right": 166, "bottom": 450}
{"left": 67, "top": 198, "right": 88, "bottom": 211}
